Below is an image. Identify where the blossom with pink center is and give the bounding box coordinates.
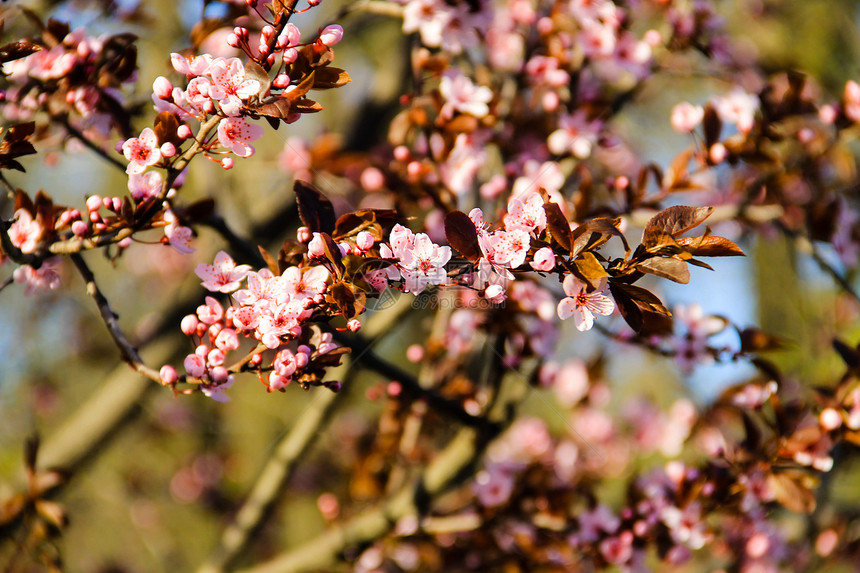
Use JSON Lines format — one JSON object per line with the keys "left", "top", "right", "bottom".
{"left": 671, "top": 102, "right": 705, "bottom": 133}
{"left": 208, "top": 57, "right": 261, "bottom": 115}
{"left": 547, "top": 110, "right": 601, "bottom": 159}
{"left": 8, "top": 209, "right": 42, "bottom": 254}
{"left": 492, "top": 229, "right": 531, "bottom": 269}
{"left": 128, "top": 171, "right": 163, "bottom": 202}
{"left": 257, "top": 300, "right": 308, "bottom": 348}
{"left": 398, "top": 233, "right": 452, "bottom": 294}
{"left": 217, "top": 117, "right": 264, "bottom": 158}
{"left": 439, "top": 70, "right": 493, "bottom": 120}
{"left": 281, "top": 265, "right": 330, "bottom": 301}
{"left": 557, "top": 275, "right": 615, "bottom": 331}
{"left": 402, "top": 0, "right": 452, "bottom": 48}
{"left": 122, "top": 127, "right": 161, "bottom": 175}
{"left": 511, "top": 160, "right": 565, "bottom": 203}
{"left": 712, "top": 87, "right": 759, "bottom": 134}
{"left": 13, "top": 257, "right": 61, "bottom": 295}
{"left": 504, "top": 192, "right": 547, "bottom": 233}
{"left": 163, "top": 210, "right": 196, "bottom": 254}
{"left": 197, "top": 296, "right": 224, "bottom": 325}
{"left": 171, "top": 53, "right": 213, "bottom": 76}
{"left": 233, "top": 269, "right": 280, "bottom": 309}
{"left": 195, "top": 251, "right": 252, "bottom": 293}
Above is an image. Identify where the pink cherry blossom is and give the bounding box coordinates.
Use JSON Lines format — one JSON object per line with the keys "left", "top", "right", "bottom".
{"left": 128, "top": 171, "right": 163, "bottom": 202}
{"left": 122, "top": 127, "right": 161, "bottom": 174}
{"left": 557, "top": 275, "right": 615, "bottom": 331}
{"left": 547, "top": 110, "right": 601, "bottom": 159}
{"left": 671, "top": 102, "right": 704, "bottom": 133}
{"left": 439, "top": 70, "right": 493, "bottom": 119}
{"left": 217, "top": 117, "right": 263, "bottom": 158}
{"left": 13, "top": 257, "right": 61, "bottom": 294}
{"left": 504, "top": 192, "right": 547, "bottom": 233}
{"left": 8, "top": 209, "right": 42, "bottom": 254}
{"left": 492, "top": 229, "right": 531, "bottom": 269}
{"left": 163, "top": 210, "right": 196, "bottom": 254}
{"left": 208, "top": 57, "right": 261, "bottom": 115}
{"left": 398, "top": 233, "right": 452, "bottom": 294}
{"left": 713, "top": 87, "right": 759, "bottom": 134}
{"left": 282, "top": 265, "right": 330, "bottom": 301}
{"left": 195, "top": 251, "right": 252, "bottom": 293}
{"left": 170, "top": 53, "right": 213, "bottom": 76}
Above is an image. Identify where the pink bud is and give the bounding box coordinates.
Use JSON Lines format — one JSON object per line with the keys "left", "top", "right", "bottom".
{"left": 297, "top": 226, "right": 312, "bottom": 243}
{"left": 484, "top": 284, "right": 506, "bottom": 304}
{"left": 319, "top": 24, "right": 343, "bottom": 46}
{"left": 709, "top": 142, "right": 727, "bottom": 164}
{"left": 282, "top": 48, "right": 298, "bottom": 64}
{"left": 153, "top": 76, "right": 173, "bottom": 99}
{"left": 159, "top": 365, "right": 178, "bottom": 385}
{"left": 406, "top": 344, "right": 424, "bottom": 363}
{"left": 210, "top": 366, "right": 229, "bottom": 383}
{"left": 355, "top": 231, "right": 374, "bottom": 252}
{"left": 72, "top": 221, "right": 89, "bottom": 236}
{"left": 272, "top": 73, "right": 291, "bottom": 88}
{"left": 346, "top": 318, "right": 361, "bottom": 332}
{"left": 184, "top": 354, "right": 206, "bottom": 378}
{"left": 337, "top": 242, "right": 350, "bottom": 256}
{"left": 177, "top": 124, "right": 192, "bottom": 139}
{"left": 393, "top": 145, "right": 410, "bottom": 162}
{"left": 181, "top": 314, "right": 199, "bottom": 336}
{"left": 118, "top": 237, "right": 132, "bottom": 249}
{"left": 308, "top": 233, "right": 326, "bottom": 258}
{"left": 112, "top": 197, "right": 123, "bottom": 212}
{"left": 245, "top": 0, "right": 257, "bottom": 6}
{"left": 86, "top": 195, "right": 102, "bottom": 212}
{"left": 530, "top": 246, "right": 556, "bottom": 272}
{"left": 820, "top": 407, "right": 843, "bottom": 431}
{"left": 227, "top": 33, "right": 240, "bottom": 48}
{"left": 221, "top": 157, "right": 234, "bottom": 170}
{"left": 268, "top": 372, "right": 291, "bottom": 390}
{"left": 160, "top": 142, "right": 177, "bottom": 157}
{"left": 216, "top": 328, "right": 239, "bottom": 352}
{"left": 360, "top": 167, "right": 385, "bottom": 191}
{"left": 249, "top": 354, "right": 262, "bottom": 366}
{"left": 262, "top": 25, "right": 275, "bottom": 39}
{"left": 195, "top": 344, "right": 210, "bottom": 358}
{"left": 308, "top": 0, "right": 320, "bottom": 5}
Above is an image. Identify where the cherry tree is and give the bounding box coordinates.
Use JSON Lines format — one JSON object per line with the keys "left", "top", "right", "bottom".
{"left": 1, "top": 0, "right": 860, "bottom": 571}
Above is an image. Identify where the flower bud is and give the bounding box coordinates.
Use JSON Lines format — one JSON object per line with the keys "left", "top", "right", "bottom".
{"left": 177, "top": 124, "right": 193, "bottom": 139}
{"left": 221, "top": 157, "right": 234, "bottom": 170}
{"left": 161, "top": 142, "right": 177, "bottom": 157}
{"left": 319, "top": 24, "right": 343, "bottom": 46}
{"left": 86, "top": 195, "right": 102, "bottom": 212}
{"left": 346, "top": 318, "right": 361, "bottom": 332}
{"left": 308, "top": 233, "right": 326, "bottom": 258}
{"left": 355, "top": 231, "right": 374, "bottom": 252}
{"left": 153, "top": 76, "right": 174, "bottom": 99}
{"left": 297, "top": 226, "right": 312, "bottom": 243}
{"left": 159, "top": 365, "right": 178, "bottom": 385}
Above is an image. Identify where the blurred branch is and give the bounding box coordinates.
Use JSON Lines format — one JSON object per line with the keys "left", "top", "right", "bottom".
{"left": 54, "top": 114, "right": 127, "bottom": 172}
{"left": 196, "top": 389, "right": 342, "bottom": 573}
{"left": 235, "top": 423, "right": 495, "bottom": 573}
{"left": 775, "top": 220, "right": 860, "bottom": 306}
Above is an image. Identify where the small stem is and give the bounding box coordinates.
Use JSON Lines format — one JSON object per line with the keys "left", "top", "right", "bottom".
{"left": 55, "top": 114, "right": 127, "bottom": 172}
{"left": 70, "top": 253, "right": 161, "bottom": 381}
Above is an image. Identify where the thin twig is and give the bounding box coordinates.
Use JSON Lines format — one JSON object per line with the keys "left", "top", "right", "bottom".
{"left": 70, "top": 253, "right": 161, "bottom": 381}
{"left": 55, "top": 114, "right": 127, "bottom": 172}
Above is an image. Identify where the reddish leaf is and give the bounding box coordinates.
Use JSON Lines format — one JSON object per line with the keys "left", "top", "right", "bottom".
{"left": 0, "top": 40, "right": 42, "bottom": 64}
{"left": 635, "top": 257, "right": 690, "bottom": 284}
{"left": 255, "top": 97, "right": 291, "bottom": 120}
{"left": 153, "top": 112, "right": 181, "bottom": 147}
{"left": 702, "top": 104, "right": 722, "bottom": 147}
{"left": 768, "top": 471, "right": 816, "bottom": 513}
{"left": 544, "top": 202, "right": 572, "bottom": 252}
{"left": 244, "top": 59, "right": 272, "bottom": 99}
{"left": 833, "top": 338, "right": 860, "bottom": 369}
{"left": 286, "top": 70, "right": 316, "bottom": 102}
{"left": 444, "top": 210, "right": 481, "bottom": 261}
{"left": 278, "top": 239, "right": 306, "bottom": 271}
{"left": 292, "top": 98, "right": 324, "bottom": 114}
{"left": 739, "top": 327, "right": 788, "bottom": 353}
{"left": 571, "top": 217, "right": 628, "bottom": 257}
{"left": 608, "top": 281, "right": 673, "bottom": 335}
{"left": 572, "top": 252, "right": 608, "bottom": 291}
{"left": 294, "top": 180, "right": 336, "bottom": 234}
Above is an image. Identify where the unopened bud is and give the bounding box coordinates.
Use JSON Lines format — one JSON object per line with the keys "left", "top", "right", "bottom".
{"left": 153, "top": 76, "right": 173, "bottom": 99}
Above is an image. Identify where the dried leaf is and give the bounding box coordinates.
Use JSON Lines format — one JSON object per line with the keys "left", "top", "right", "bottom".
{"left": 313, "top": 66, "right": 351, "bottom": 90}
{"left": 768, "top": 471, "right": 816, "bottom": 513}
{"left": 294, "top": 180, "right": 336, "bottom": 234}
{"left": 292, "top": 98, "right": 323, "bottom": 114}
{"left": 153, "top": 112, "right": 181, "bottom": 147}
{"left": 244, "top": 59, "right": 272, "bottom": 99}
{"left": 445, "top": 210, "right": 481, "bottom": 261}
{"left": 635, "top": 257, "right": 690, "bottom": 284}
{"left": 676, "top": 235, "right": 745, "bottom": 257}
{"left": 0, "top": 40, "right": 42, "bottom": 64}
{"left": 286, "top": 70, "right": 316, "bottom": 102}
{"left": 702, "top": 104, "right": 722, "bottom": 147}
{"left": 258, "top": 246, "right": 280, "bottom": 276}
{"left": 571, "top": 217, "right": 628, "bottom": 257}
{"left": 643, "top": 205, "right": 714, "bottom": 249}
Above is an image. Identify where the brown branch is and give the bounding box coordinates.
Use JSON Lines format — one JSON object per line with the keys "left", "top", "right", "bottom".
{"left": 70, "top": 253, "right": 161, "bottom": 381}
{"left": 54, "top": 114, "right": 127, "bottom": 172}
